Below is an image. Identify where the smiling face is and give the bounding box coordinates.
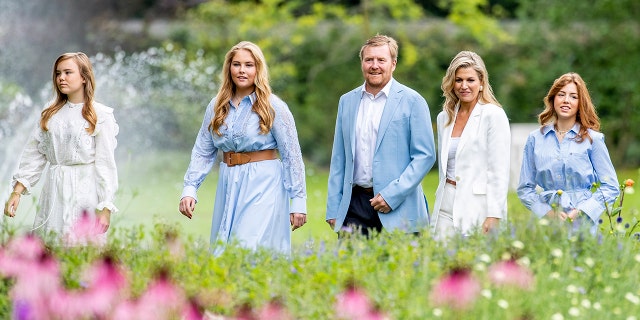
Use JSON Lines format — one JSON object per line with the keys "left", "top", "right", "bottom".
{"left": 453, "top": 67, "right": 481, "bottom": 109}
{"left": 361, "top": 44, "right": 396, "bottom": 95}
{"left": 230, "top": 49, "right": 257, "bottom": 96}
{"left": 553, "top": 82, "right": 579, "bottom": 121}
{"left": 55, "top": 58, "right": 86, "bottom": 103}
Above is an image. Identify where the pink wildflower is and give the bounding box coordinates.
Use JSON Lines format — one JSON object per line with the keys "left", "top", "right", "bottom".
{"left": 257, "top": 298, "right": 292, "bottom": 320}
{"left": 0, "top": 234, "right": 46, "bottom": 277}
{"left": 136, "top": 268, "right": 187, "bottom": 319}
{"left": 429, "top": 268, "right": 481, "bottom": 310}
{"left": 334, "top": 282, "right": 374, "bottom": 320}
{"left": 65, "top": 210, "right": 104, "bottom": 246}
{"left": 488, "top": 260, "right": 535, "bottom": 290}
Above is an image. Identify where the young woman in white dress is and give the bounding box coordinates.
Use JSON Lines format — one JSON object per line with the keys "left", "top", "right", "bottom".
{"left": 4, "top": 52, "right": 119, "bottom": 243}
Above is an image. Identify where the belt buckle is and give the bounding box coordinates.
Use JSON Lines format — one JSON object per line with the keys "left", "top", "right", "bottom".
{"left": 227, "top": 152, "right": 250, "bottom": 166}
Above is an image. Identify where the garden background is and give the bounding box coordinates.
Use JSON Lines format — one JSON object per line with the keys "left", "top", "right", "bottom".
{"left": 1, "top": 0, "right": 640, "bottom": 319}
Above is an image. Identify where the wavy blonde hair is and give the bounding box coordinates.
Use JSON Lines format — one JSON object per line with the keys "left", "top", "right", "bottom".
{"left": 209, "top": 41, "right": 274, "bottom": 135}
{"left": 41, "top": 52, "right": 97, "bottom": 134}
{"left": 441, "top": 51, "right": 501, "bottom": 126}
{"left": 538, "top": 72, "right": 599, "bottom": 143}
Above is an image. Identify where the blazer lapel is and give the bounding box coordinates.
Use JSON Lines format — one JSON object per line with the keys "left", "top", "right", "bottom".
{"left": 347, "top": 87, "right": 363, "bottom": 157}
{"left": 440, "top": 115, "right": 455, "bottom": 174}
{"left": 457, "top": 103, "right": 482, "bottom": 153}
{"left": 375, "top": 82, "right": 401, "bottom": 153}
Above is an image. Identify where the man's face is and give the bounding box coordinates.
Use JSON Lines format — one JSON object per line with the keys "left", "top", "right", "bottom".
{"left": 361, "top": 44, "right": 396, "bottom": 94}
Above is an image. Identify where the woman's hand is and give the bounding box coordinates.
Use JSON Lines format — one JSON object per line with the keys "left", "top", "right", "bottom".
{"left": 179, "top": 197, "right": 196, "bottom": 219}
{"left": 96, "top": 208, "right": 111, "bottom": 233}
{"left": 3, "top": 191, "right": 22, "bottom": 218}
{"left": 545, "top": 209, "right": 569, "bottom": 221}
{"left": 290, "top": 213, "right": 307, "bottom": 231}
{"left": 482, "top": 217, "right": 500, "bottom": 234}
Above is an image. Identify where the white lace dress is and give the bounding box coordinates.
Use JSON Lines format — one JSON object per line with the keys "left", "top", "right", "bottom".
{"left": 12, "top": 101, "right": 119, "bottom": 239}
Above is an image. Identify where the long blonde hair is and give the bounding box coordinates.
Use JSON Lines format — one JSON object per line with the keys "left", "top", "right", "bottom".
{"left": 209, "top": 41, "right": 274, "bottom": 135}
{"left": 539, "top": 72, "right": 599, "bottom": 143}
{"left": 41, "top": 52, "right": 97, "bottom": 133}
{"left": 441, "top": 51, "right": 501, "bottom": 126}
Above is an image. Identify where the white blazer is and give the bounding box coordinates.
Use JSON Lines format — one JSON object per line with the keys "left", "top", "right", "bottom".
{"left": 432, "top": 102, "right": 511, "bottom": 235}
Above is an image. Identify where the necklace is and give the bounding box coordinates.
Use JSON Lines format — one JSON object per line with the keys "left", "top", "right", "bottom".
{"left": 555, "top": 126, "right": 570, "bottom": 135}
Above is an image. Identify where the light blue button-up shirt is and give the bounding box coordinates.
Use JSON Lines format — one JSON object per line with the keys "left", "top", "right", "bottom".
{"left": 517, "top": 123, "right": 619, "bottom": 223}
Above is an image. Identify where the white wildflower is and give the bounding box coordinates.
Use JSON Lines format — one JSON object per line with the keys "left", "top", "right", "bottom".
{"left": 479, "top": 253, "right": 492, "bottom": 263}
{"left": 538, "top": 218, "right": 550, "bottom": 226}
{"left": 432, "top": 308, "right": 443, "bottom": 317}
{"left": 593, "top": 302, "right": 602, "bottom": 310}
{"left": 551, "top": 248, "right": 563, "bottom": 258}
{"left": 568, "top": 307, "right": 580, "bottom": 317}
{"left": 512, "top": 240, "right": 525, "bottom": 250}
{"left": 625, "top": 292, "right": 640, "bottom": 305}
{"left": 481, "top": 289, "right": 492, "bottom": 299}
{"left": 584, "top": 257, "right": 595, "bottom": 268}
{"left": 551, "top": 313, "right": 565, "bottom": 320}
{"left": 497, "top": 299, "right": 509, "bottom": 309}
{"left": 566, "top": 284, "right": 578, "bottom": 293}
{"left": 518, "top": 256, "right": 531, "bottom": 266}
{"left": 581, "top": 299, "right": 591, "bottom": 309}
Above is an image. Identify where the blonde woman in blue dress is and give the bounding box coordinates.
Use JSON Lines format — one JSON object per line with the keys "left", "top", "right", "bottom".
{"left": 4, "top": 52, "right": 119, "bottom": 243}
{"left": 179, "top": 41, "right": 307, "bottom": 254}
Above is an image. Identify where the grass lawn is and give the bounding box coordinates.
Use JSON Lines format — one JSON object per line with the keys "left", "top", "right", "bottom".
{"left": 8, "top": 150, "right": 640, "bottom": 244}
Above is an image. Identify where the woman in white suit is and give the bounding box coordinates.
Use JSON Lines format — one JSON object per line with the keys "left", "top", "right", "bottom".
{"left": 432, "top": 51, "right": 511, "bottom": 239}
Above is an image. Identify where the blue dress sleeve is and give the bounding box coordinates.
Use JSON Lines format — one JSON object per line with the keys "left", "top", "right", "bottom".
{"left": 270, "top": 96, "right": 307, "bottom": 214}
{"left": 181, "top": 98, "right": 219, "bottom": 202}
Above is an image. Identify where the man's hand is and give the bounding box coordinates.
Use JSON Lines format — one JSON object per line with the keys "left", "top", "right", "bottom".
{"left": 370, "top": 193, "right": 391, "bottom": 213}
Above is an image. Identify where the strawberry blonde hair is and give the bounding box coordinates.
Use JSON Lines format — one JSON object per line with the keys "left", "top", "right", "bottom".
{"left": 538, "top": 72, "right": 599, "bottom": 143}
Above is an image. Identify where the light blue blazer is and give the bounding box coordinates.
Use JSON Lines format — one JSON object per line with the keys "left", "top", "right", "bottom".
{"left": 326, "top": 80, "right": 436, "bottom": 233}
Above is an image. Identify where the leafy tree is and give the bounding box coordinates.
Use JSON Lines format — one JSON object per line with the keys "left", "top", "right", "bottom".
{"left": 500, "top": 0, "right": 640, "bottom": 167}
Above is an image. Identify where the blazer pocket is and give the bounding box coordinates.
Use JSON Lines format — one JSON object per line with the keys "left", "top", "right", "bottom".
{"left": 472, "top": 183, "right": 487, "bottom": 195}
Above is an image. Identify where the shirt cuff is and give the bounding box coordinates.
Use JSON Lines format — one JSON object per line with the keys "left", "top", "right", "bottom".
{"left": 181, "top": 185, "right": 198, "bottom": 203}
{"left": 290, "top": 197, "right": 306, "bottom": 214}
{"left": 96, "top": 202, "right": 119, "bottom": 214}
{"left": 12, "top": 179, "right": 32, "bottom": 195}
{"left": 576, "top": 198, "right": 604, "bottom": 223}
{"left": 532, "top": 202, "right": 553, "bottom": 218}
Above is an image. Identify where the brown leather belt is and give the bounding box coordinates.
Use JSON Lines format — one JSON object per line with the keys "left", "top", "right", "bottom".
{"left": 445, "top": 178, "right": 457, "bottom": 186}
{"left": 223, "top": 149, "right": 277, "bottom": 167}
{"left": 354, "top": 185, "right": 374, "bottom": 194}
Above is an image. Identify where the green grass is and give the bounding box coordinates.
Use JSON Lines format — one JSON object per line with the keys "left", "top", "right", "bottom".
{"left": 10, "top": 150, "right": 640, "bottom": 245}
{"left": 3, "top": 151, "right": 640, "bottom": 319}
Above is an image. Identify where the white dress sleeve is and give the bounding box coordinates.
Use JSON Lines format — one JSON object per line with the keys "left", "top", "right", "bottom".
{"left": 12, "top": 126, "right": 48, "bottom": 194}
{"left": 93, "top": 104, "right": 119, "bottom": 213}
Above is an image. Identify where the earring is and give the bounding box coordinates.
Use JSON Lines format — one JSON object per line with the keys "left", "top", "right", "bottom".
{"left": 480, "top": 85, "right": 483, "bottom": 91}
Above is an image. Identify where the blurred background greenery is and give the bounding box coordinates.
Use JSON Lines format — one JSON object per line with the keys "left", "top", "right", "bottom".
{"left": 1, "top": 0, "right": 639, "bottom": 238}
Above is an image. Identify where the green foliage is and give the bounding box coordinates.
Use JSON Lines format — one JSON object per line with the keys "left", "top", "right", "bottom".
{"left": 502, "top": 0, "right": 640, "bottom": 167}
{"left": 438, "top": 0, "right": 512, "bottom": 48}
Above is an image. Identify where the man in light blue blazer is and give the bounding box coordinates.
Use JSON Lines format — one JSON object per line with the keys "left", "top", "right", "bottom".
{"left": 326, "top": 35, "right": 436, "bottom": 236}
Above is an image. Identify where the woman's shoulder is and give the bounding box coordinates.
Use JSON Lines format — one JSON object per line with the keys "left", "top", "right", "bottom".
{"left": 586, "top": 128, "right": 605, "bottom": 141}
{"left": 479, "top": 102, "right": 506, "bottom": 115}
{"left": 92, "top": 101, "right": 114, "bottom": 115}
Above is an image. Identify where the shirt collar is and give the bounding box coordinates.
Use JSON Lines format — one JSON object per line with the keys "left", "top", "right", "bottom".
{"left": 230, "top": 92, "right": 257, "bottom": 106}
{"left": 542, "top": 122, "right": 580, "bottom": 135}
{"left": 361, "top": 78, "right": 394, "bottom": 98}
